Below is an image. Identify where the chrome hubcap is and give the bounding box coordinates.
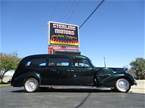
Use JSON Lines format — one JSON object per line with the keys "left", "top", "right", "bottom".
{"left": 25, "top": 78, "right": 38, "bottom": 92}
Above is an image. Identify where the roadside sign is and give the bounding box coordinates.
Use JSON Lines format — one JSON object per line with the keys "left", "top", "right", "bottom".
{"left": 49, "top": 21, "right": 79, "bottom": 46}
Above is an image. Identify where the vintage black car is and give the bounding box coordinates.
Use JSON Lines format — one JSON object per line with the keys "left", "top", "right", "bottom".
{"left": 11, "top": 54, "right": 136, "bottom": 93}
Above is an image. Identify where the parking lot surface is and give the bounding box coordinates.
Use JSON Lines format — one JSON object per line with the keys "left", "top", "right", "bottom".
{"left": 0, "top": 86, "right": 145, "bottom": 108}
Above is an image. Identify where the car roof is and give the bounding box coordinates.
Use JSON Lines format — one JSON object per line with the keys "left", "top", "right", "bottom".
{"left": 22, "top": 54, "right": 88, "bottom": 61}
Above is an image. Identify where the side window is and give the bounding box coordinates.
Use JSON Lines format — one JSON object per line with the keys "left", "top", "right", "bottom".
{"left": 48, "top": 58, "right": 70, "bottom": 67}
{"left": 29, "top": 58, "right": 47, "bottom": 67}
{"left": 25, "top": 61, "right": 32, "bottom": 67}
{"left": 74, "top": 59, "right": 91, "bottom": 68}
{"left": 39, "top": 62, "right": 47, "bottom": 67}
{"left": 48, "top": 59, "right": 55, "bottom": 66}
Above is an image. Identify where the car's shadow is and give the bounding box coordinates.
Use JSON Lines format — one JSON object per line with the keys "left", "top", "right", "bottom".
{"left": 11, "top": 87, "right": 113, "bottom": 93}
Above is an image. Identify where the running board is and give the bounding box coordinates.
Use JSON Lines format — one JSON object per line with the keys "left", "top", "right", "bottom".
{"left": 40, "top": 85, "right": 112, "bottom": 90}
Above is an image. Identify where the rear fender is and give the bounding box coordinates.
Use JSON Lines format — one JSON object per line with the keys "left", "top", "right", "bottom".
{"left": 23, "top": 72, "right": 41, "bottom": 84}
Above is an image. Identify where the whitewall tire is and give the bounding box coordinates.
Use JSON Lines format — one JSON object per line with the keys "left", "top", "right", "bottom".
{"left": 24, "top": 78, "right": 39, "bottom": 93}
{"left": 115, "top": 78, "right": 130, "bottom": 93}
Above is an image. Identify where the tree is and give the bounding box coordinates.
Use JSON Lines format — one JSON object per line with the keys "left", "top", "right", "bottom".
{"left": 130, "top": 58, "right": 145, "bottom": 79}
{"left": 0, "top": 53, "right": 20, "bottom": 83}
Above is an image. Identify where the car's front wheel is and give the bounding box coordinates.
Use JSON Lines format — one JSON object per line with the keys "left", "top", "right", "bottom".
{"left": 115, "top": 78, "right": 131, "bottom": 93}
{"left": 24, "top": 78, "right": 39, "bottom": 93}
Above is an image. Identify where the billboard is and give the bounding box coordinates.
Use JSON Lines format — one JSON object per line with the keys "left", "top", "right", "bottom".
{"left": 49, "top": 21, "right": 79, "bottom": 46}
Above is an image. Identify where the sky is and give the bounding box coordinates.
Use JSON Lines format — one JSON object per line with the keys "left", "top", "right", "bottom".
{"left": 0, "top": 0, "right": 144, "bottom": 67}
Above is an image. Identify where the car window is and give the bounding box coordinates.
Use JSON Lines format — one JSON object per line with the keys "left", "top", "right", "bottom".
{"left": 25, "top": 61, "right": 31, "bottom": 66}
{"left": 73, "top": 59, "right": 91, "bottom": 68}
{"left": 48, "top": 58, "right": 70, "bottom": 67}
{"left": 39, "top": 62, "right": 47, "bottom": 67}
{"left": 26, "top": 58, "right": 47, "bottom": 67}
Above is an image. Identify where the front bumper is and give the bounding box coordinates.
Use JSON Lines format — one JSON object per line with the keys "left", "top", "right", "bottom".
{"left": 134, "top": 79, "right": 137, "bottom": 85}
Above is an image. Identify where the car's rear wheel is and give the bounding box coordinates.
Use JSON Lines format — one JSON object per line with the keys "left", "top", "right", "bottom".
{"left": 24, "top": 78, "right": 39, "bottom": 93}
{"left": 115, "top": 78, "right": 131, "bottom": 93}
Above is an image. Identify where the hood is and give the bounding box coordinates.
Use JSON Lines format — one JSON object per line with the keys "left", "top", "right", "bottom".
{"left": 108, "top": 67, "right": 127, "bottom": 74}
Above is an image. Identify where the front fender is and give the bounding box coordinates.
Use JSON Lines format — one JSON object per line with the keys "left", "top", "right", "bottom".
{"left": 104, "top": 73, "right": 136, "bottom": 87}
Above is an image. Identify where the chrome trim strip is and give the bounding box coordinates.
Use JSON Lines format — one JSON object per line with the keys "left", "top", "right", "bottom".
{"left": 39, "top": 85, "right": 112, "bottom": 90}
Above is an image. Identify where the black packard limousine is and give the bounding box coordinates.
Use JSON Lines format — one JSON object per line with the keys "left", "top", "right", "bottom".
{"left": 11, "top": 54, "right": 136, "bottom": 93}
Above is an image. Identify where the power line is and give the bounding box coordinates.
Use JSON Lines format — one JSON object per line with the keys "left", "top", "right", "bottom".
{"left": 79, "top": 0, "right": 105, "bottom": 29}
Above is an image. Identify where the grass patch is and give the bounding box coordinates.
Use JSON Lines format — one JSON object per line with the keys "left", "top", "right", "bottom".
{"left": 0, "top": 83, "right": 10, "bottom": 87}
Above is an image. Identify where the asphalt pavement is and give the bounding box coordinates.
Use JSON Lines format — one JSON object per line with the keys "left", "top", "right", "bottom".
{"left": 0, "top": 86, "right": 145, "bottom": 108}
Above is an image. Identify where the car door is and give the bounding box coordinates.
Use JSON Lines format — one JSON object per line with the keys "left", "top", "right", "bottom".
{"left": 70, "top": 58, "right": 94, "bottom": 85}
{"left": 43, "top": 57, "right": 71, "bottom": 85}
{"left": 41, "top": 57, "right": 59, "bottom": 85}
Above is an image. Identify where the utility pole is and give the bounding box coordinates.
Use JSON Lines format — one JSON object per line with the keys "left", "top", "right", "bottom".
{"left": 104, "top": 56, "right": 106, "bottom": 68}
